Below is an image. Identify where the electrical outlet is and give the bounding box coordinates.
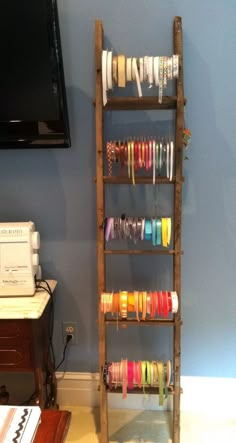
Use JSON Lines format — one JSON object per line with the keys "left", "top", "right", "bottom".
{"left": 62, "top": 321, "right": 77, "bottom": 344}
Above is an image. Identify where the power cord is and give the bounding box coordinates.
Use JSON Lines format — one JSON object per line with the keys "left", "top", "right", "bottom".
{"left": 20, "top": 390, "right": 37, "bottom": 406}
{"left": 55, "top": 334, "right": 73, "bottom": 371}
{"left": 21, "top": 278, "right": 73, "bottom": 407}
{"left": 35, "top": 277, "right": 56, "bottom": 407}
{"left": 34, "top": 278, "right": 73, "bottom": 406}
{"left": 35, "top": 278, "right": 55, "bottom": 371}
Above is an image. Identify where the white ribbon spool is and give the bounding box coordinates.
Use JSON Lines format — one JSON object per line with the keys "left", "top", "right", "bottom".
{"left": 102, "top": 50, "right": 108, "bottom": 106}
{"left": 126, "top": 57, "right": 132, "bottom": 81}
{"left": 147, "top": 56, "right": 154, "bottom": 88}
{"left": 107, "top": 50, "right": 113, "bottom": 90}
{"left": 143, "top": 56, "right": 149, "bottom": 82}
{"left": 139, "top": 57, "right": 144, "bottom": 82}
{"left": 171, "top": 291, "right": 178, "bottom": 314}
{"left": 166, "top": 141, "right": 170, "bottom": 179}
{"left": 132, "top": 57, "right": 142, "bottom": 97}
{"left": 154, "top": 56, "right": 159, "bottom": 86}
{"left": 170, "top": 140, "right": 174, "bottom": 181}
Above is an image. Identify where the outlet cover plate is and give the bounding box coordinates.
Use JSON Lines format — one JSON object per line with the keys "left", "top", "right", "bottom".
{"left": 62, "top": 321, "right": 77, "bottom": 344}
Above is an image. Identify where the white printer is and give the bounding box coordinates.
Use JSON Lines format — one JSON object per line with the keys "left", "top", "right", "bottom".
{"left": 0, "top": 222, "right": 41, "bottom": 296}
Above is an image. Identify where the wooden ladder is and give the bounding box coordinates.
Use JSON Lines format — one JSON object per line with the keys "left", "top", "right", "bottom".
{"left": 95, "top": 16, "right": 185, "bottom": 443}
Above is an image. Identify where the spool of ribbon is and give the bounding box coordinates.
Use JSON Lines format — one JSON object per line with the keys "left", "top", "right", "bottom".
{"left": 102, "top": 51, "right": 179, "bottom": 106}
{"left": 106, "top": 137, "right": 175, "bottom": 182}
{"left": 104, "top": 359, "right": 172, "bottom": 406}
{"left": 104, "top": 216, "right": 172, "bottom": 247}
{"left": 101, "top": 291, "right": 178, "bottom": 317}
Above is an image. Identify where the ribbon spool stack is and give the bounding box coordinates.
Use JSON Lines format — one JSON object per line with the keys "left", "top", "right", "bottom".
{"left": 106, "top": 137, "right": 174, "bottom": 183}
{"left": 103, "top": 359, "right": 172, "bottom": 405}
{"left": 101, "top": 291, "right": 178, "bottom": 319}
{"left": 105, "top": 217, "right": 172, "bottom": 247}
{"left": 102, "top": 51, "right": 179, "bottom": 105}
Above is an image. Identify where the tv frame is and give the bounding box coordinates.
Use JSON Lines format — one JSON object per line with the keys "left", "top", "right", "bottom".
{"left": 0, "top": 0, "right": 71, "bottom": 149}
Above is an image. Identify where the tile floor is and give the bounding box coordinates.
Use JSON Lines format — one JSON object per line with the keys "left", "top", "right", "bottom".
{"left": 65, "top": 406, "right": 236, "bottom": 443}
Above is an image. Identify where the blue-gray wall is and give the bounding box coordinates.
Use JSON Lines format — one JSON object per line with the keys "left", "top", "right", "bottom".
{"left": 1, "top": 0, "right": 236, "bottom": 378}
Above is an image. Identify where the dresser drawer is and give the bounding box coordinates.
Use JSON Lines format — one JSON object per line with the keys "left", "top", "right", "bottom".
{"left": 0, "top": 320, "right": 31, "bottom": 339}
{"left": 0, "top": 320, "right": 34, "bottom": 370}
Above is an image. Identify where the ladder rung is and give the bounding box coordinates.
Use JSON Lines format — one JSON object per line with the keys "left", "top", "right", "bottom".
{"left": 105, "top": 318, "right": 177, "bottom": 326}
{"left": 104, "top": 249, "right": 183, "bottom": 255}
{"left": 103, "top": 176, "right": 184, "bottom": 185}
{"left": 103, "top": 385, "right": 183, "bottom": 395}
{"left": 104, "top": 96, "right": 186, "bottom": 111}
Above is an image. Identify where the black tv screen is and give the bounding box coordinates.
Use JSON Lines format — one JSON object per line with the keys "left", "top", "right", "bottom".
{"left": 0, "top": 0, "right": 71, "bottom": 148}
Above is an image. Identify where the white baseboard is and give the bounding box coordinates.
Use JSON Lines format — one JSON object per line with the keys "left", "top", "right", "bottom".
{"left": 56, "top": 372, "right": 236, "bottom": 418}
{"left": 56, "top": 372, "right": 100, "bottom": 408}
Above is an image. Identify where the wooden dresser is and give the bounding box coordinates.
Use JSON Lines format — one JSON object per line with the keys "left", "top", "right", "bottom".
{"left": 0, "top": 281, "right": 57, "bottom": 408}
{"left": 35, "top": 410, "right": 71, "bottom": 443}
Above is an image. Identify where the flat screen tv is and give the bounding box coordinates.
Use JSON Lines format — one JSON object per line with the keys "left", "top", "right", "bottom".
{"left": 0, "top": 0, "right": 71, "bottom": 148}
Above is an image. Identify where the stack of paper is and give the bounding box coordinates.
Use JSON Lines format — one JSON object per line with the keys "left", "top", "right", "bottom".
{"left": 0, "top": 406, "right": 41, "bottom": 442}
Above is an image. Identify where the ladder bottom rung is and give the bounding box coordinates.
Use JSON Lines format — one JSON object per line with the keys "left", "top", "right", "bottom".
{"left": 105, "top": 319, "right": 179, "bottom": 326}
{"left": 101, "top": 385, "right": 183, "bottom": 395}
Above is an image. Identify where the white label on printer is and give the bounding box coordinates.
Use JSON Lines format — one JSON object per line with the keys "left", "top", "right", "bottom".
{"left": 1, "top": 279, "right": 28, "bottom": 286}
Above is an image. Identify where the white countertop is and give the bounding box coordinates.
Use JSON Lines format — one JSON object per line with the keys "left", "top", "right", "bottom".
{"left": 0, "top": 280, "right": 57, "bottom": 320}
